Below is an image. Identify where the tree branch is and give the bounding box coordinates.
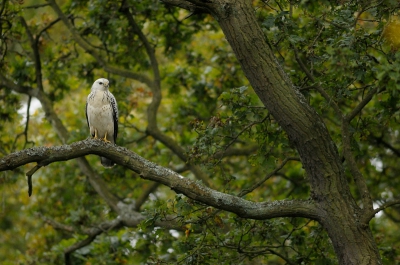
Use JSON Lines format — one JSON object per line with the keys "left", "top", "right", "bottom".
{"left": 369, "top": 135, "right": 400, "bottom": 157}
{"left": 63, "top": 218, "right": 123, "bottom": 265}
{"left": 47, "top": 0, "right": 154, "bottom": 88}
{"left": 238, "top": 157, "right": 300, "bottom": 197}
{"left": 39, "top": 213, "right": 75, "bottom": 233}
{"left": 340, "top": 87, "right": 378, "bottom": 212}
{"left": 19, "top": 16, "right": 44, "bottom": 91}
{"left": 40, "top": 206, "right": 183, "bottom": 263}
{"left": 36, "top": 17, "right": 62, "bottom": 41}
{"left": 287, "top": 24, "right": 343, "bottom": 119}
{"left": 212, "top": 145, "right": 258, "bottom": 159}
{"left": 161, "top": 0, "right": 209, "bottom": 13}
{"left": 344, "top": 87, "right": 379, "bottom": 123}
{"left": 363, "top": 199, "right": 400, "bottom": 223}
{"left": 135, "top": 182, "right": 160, "bottom": 211}
{"left": 26, "top": 164, "right": 42, "bottom": 196}
{"left": 341, "top": 121, "right": 373, "bottom": 211}
{"left": 23, "top": 3, "right": 50, "bottom": 9}
{"left": 0, "top": 139, "right": 320, "bottom": 221}
{"left": 0, "top": 74, "right": 70, "bottom": 142}
{"left": 11, "top": 95, "right": 34, "bottom": 151}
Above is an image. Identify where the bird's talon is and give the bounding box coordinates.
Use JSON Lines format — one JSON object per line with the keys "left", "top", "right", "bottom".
{"left": 102, "top": 132, "right": 111, "bottom": 143}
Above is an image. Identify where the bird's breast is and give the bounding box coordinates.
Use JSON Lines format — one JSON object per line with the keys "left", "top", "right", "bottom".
{"left": 87, "top": 91, "right": 110, "bottom": 107}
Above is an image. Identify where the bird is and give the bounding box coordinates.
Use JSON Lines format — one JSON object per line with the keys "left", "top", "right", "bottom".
{"left": 85, "top": 78, "right": 118, "bottom": 167}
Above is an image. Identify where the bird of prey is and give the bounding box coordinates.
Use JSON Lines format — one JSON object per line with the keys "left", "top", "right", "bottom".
{"left": 86, "top": 78, "right": 118, "bottom": 167}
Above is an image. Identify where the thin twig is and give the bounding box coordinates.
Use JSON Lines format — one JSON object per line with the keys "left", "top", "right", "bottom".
{"left": 135, "top": 182, "right": 160, "bottom": 211}
{"left": 11, "top": 96, "right": 34, "bottom": 151}
{"left": 23, "top": 96, "right": 33, "bottom": 149}
{"left": 48, "top": 0, "right": 154, "bottom": 87}
{"left": 214, "top": 115, "right": 269, "bottom": 166}
{"left": 23, "top": 3, "right": 50, "bottom": 9}
{"left": 289, "top": 33, "right": 343, "bottom": 118}
{"left": 369, "top": 135, "right": 400, "bottom": 157}
{"left": 344, "top": 87, "right": 379, "bottom": 123}
{"left": 238, "top": 157, "right": 300, "bottom": 197}
{"left": 279, "top": 13, "right": 343, "bottom": 118}
{"left": 39, "top": 213, "right": 75, "bottom": 232}
{"left": 36, "top": 17, "right": 63, "bottom": 41}
{"left": 26, "top": 164, "right": 42, "bottom": 196}
{"left": 19, "top": 16, "right": 44, "bottom": 91}
{"left": 363, "top": 199, "right": 400, "bottom": 223}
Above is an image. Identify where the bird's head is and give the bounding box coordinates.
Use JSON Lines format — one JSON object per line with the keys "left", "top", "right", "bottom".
{"left": 91, "top": 78, "right": 110, "bottom": 92}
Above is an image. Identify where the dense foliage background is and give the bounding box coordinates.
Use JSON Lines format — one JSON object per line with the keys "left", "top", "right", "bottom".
{"left": 1, "top": 0, "right": 400, "bottom": 264}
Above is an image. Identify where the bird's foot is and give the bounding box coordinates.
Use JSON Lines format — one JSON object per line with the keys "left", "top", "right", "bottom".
{"left": 102, "top": 132, "right": 111, "bottom": 143}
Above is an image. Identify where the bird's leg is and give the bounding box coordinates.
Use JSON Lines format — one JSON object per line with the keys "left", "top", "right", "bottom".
{"left": 93, "top": 129, "right": 98, "bottom": 139}
{"left": 102, "top": 131, "right": 111, "bottom": 143}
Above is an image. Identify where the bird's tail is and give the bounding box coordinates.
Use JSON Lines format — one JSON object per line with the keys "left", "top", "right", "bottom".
{"left": 100, "top": 156, "right": 115, "bottom": 168}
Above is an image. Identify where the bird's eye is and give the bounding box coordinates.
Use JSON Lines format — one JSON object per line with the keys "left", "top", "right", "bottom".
{"left": 99, "top": 82, "right": 103, "bottom": 85}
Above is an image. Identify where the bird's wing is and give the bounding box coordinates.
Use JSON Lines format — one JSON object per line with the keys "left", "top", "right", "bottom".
{"left": 109, "top": 92, "right": 118, "bottom": 142}
{"left": 85, "top": 99, "right": 90, "bottom": 128}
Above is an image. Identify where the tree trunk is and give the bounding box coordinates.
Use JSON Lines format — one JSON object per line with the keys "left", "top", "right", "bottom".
{"left": 204, "top": 1, "right": 381, "bottom": 264}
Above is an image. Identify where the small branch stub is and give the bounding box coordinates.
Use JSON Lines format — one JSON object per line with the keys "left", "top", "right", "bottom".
{"left": 26, "top": 164, "right": 42, "bottom": 196}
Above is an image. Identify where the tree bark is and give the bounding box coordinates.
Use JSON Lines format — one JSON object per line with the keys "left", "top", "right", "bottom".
{"left": 161, "top": 0, "right": 382, "bottom": 264}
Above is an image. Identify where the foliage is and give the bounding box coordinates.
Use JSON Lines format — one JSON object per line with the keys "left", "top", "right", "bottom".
{"left": 0, "top": 0, "right": 400, "bottom": 264}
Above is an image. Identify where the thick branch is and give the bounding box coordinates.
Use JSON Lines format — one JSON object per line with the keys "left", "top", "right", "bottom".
{"left": 0, "top": 139, "right": 320, "bottom": 221}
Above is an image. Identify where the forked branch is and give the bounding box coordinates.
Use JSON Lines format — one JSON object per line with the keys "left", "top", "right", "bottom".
{"left": 363, "top": 199, "right": 400, "bottom": 223}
